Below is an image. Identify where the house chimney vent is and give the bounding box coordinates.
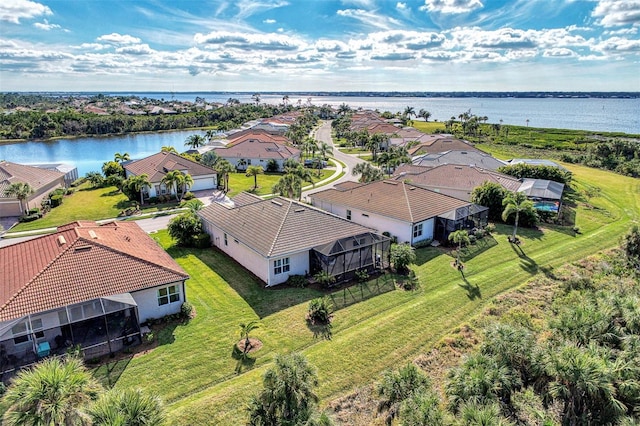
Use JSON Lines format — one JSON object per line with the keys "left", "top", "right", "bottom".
{"left": 88, "top": 230, "right": 98, "bottom": 239}
{"left": 57, "top": 236, "right": 66, "bottom": 246}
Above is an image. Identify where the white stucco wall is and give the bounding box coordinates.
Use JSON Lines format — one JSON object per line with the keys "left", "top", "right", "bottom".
{"left": 201, "top": 219, "right": 309, "bottom": 286}
{"left": 131, "top": 281, "right": 184, "bottom": 323}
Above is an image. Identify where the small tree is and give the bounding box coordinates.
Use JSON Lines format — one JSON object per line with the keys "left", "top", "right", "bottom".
{"left": 449, "top": 230, "right": 471, "bottom": 266}
{"left": 89, "top": 388, "right": 165, "bottom": 426}
{"left": 238, "top": 320, "right": 260, "bottom": 354}
{"left": 390, "top": 243, "right": 416, "bottom": 273}
{"left": 471, "top": 182, "right": 506, "bottom": 222}
{"left": 247, "top": 353, "right": 319, "bottom": 426}
{"left": 621, "top": 225, "right": 640, "bottom": 269}
{"left": 85, "top": 171, "right": 105, "bottom": 188}
{"left": 102, "top": 160, "right": 124, "bottom": 178}
{"left": 245, "top": 165, "right": 264, "bottom": 190}
{"left": 502, "top": 191, "right": 536, "bottom": 240}
{"left": 307, "top": 297, "right": 333, "bottom": 325}
{"left": 167, "top": 211, "right": 203, "bottom": 246}
{"left": 377, "top": 363, "right": 431, "bottom": 425}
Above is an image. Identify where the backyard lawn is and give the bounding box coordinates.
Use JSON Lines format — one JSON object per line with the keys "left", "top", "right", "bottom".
{"left": 101, "top": 163, "right": 639, "bottom": 424}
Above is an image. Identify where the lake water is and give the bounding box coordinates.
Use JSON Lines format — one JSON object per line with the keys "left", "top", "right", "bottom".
{"left": 0, "top": 94, "right": 638, "bottom": 176}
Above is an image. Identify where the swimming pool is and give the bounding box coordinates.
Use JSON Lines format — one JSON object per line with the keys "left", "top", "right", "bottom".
{"left": 534, "top": 201, "right": 560, "bottom": 212}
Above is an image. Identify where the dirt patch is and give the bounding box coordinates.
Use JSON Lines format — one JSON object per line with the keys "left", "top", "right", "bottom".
{"left": 236, "top": 338, "right": 263, "bottom": 354}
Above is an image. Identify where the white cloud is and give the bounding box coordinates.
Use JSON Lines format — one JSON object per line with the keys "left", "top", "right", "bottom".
{"left": 263, "top": 19, "right": 276, "bottom": 24}
{"left": 396, "top": 2, "right": 408, "bottom": 10}
{"left": 33, "top": 19, "right": 60, "bottom": 31}
{"left": 0, "top": 0, "right": 51, "bottom": 24}
{"left": 234, "top": 0, "right": 289, "bottom": 20}
{"left": 97, "top": 33, "right": 142, "bottom": 45}
{"left": 595, "top": 36, "right": 640, "bottom": 53}
{"left": 604, "top": 27, "right": 638, "bottom": 35}
{"left": 194, "top": 31, "right": 306, "bottom": 51}
{"left": 592, "top": 0, "right": 640, "bottom": 27}
{"left": 115, "top": 44, "right": 154, "bottom": 55}
{"left": 337, "top": 8, "right": 401, "bottom": 30}
{"left": 543, "top": 48, "right": 577, "bottom": 58}
{"left": 75, "top": 43, "right": 108, "bottom": 51}
{"left": 420, "top": 0, "right": 483, "bottom": 14}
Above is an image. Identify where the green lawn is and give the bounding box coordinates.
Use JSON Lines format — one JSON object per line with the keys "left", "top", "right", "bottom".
{"left": 337, "top": 147, "right": 369, "bottom": 154}
{"left": 227, "top": 169, "right": 332, "bottom": 197}
{"left": 11, "top": 184, "right": 134, "bottom": 232}
{"left": 411, "top": 121, "right": 446, "bottom": 133}
{"left": 98, "top": 163, "right": 639, "bottom": 424}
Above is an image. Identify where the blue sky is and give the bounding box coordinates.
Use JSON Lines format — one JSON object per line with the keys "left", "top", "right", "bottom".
{"left": 1, "top": 0, "right": 639, "bottom": 92}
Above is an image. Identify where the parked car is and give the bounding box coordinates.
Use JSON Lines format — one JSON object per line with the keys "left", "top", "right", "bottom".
{"left": 304, "top": 158, "right": 328, "bottom": 168}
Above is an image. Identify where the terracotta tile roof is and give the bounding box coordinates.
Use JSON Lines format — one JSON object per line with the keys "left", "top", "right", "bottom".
{"left": 393, "top": 164, "right": 522, "bottom": 193}
{"left": 309, "top": 180, "right": 470, "bottom": 223}
{"left": 227, "top": 129, "right": 290, "bottom": 146}
{"left": 216, "top": 139, "right": 301, "bottom": 161}
{"left": 0, "top": 161, "right": 65, "bottom": 198}
{"left": 124, "top": 152, "right": 216, "bottom": 182}
{"left": 408, "top": 138, "right": 479, "bottom": 156}
{"left": 198, "top": 195, "right": 377, "bottom": 257}
{"left": 0, "top": 221, "right": 188, "bottom": 322}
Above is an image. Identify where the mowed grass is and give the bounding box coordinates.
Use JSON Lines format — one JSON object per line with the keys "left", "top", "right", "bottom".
{"left": 227, "top": 169, "right": 332, "bottom": 197}
{"left": 103, "top": 163, "right": 638, "bottom": 425}
{"left": 11, "top": 184, "right": 132, "bottom": 232}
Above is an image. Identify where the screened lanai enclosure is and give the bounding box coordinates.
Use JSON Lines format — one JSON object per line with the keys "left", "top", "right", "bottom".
{"left": 0, "top": 294, "right": 141, "bottom": 378}
{"left": 310, "top": 232, "right": 391, "bottom": 285}
{"left": 434, "top": 204, "right": 489, "bottom": 243}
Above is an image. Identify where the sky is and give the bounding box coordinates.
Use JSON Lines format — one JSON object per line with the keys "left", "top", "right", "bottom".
{"left": 1, "top": 0, "right": 639, "bottom": 92}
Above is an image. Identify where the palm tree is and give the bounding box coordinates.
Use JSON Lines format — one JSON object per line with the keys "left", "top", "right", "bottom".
{"left": 89, "top": 388, "right": 165, "bottom": 426}
{"left": 273, "top": 173, "right": 302, "bottom": 199}
{"left": 180, "top": 173, "right": 194, "bottom": 200}
{"left": 245, "top": 165, "right": 264, "bottom": 190}
{"left": 377, "top": 363, "right": 431, "bottom": 425}
{"left": 239, "top": 320, "right": 260, "bottom": 353}
{"left": 237, "top": 158, "right": 248, "bottom": 171}
{"left": 367, "top": 133, "right": 386, "bottom": 161}
{"left": 352, "top": 162, "right": 383, "bottom": 183}
{"left": 205, "top": 129, "right": 217, "bottom": 143}
{"left": 448, "top": 230, "right": 470, "bottom": 266}
{"left": 338, "top": 103, "right": 351, "bottom": 116}
{"left": 85, "top": 171, "right": 104, "bottom": 188}
{"left": 2, "top": 357, "right": 103, "bottom": 426}
{"left": 160, "top": 146, "right": 178, "bottom": 153}
{"left": 214, "top": 159, "right": 235, "bottom": 193}
{"left": 161, "top": 170, "right": 184, "bottom": 201}
{"left": 404, "top": 106, "right": 415, "bottom": 120}
{"left": 502, "top": 191, "right": 532, "bottom": 240}
{"left": 185, "top": 134, "right": 206, "bottom": 150}
{"left": 114, "top": 152, "right": 130, "bottom": 163}
{"left": 418, "top": 109, "right": 432, "bottom": 122}
{"left": 302, "top": 138, "right": 318, "bottom": 161}
{"left": 282, "top": 94, "right": 289, "bottom": 106}
{"left": 3, "top": 182, "right": 34, "bottom": 214}
{"left": 127, "top": 174, "right": 150, "bottom": 205}
{"left": 248, "top": 353, "right": 319, "bottom": 426}
{"left": 252, "top": 93, "right": 261, "bottom": 105}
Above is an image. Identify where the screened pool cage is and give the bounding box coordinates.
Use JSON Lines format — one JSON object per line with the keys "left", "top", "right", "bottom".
{"left": 434, "top": 204, "right": 489, "bottom": 243}
{"left": 310, "top": 232, "right": 391, "bottom": 285}
{"left": 0, "top": 293, "right": 141, "bottom": 378}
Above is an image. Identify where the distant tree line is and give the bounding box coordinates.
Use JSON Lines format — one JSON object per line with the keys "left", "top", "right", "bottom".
{"left": 560, "top": 139, "right": 640, "bottom": 178}
{"left": 0, "top": 101, "right": 289, "bottom": 140}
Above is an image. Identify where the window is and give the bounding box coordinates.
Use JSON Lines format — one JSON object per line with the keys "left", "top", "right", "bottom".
{"left": 413, "top": 223, "right": 423, "bottom": 238}
{"left": 346, "top": 209, "right": 351, "bottom": 220}
{"left": 224, "top": 233, "right": 228, "bottom": 246}
{"left": 273, "top": 258, "right": 290, "bottom": 275}
{"left": 12, "top": 321, "right": 29, "bottom": 345}
{"left": 158, "top": 285, "right": 180, "bottom": 306}
{"left": 32, "top": 318, "right": 44, "bottom": 339}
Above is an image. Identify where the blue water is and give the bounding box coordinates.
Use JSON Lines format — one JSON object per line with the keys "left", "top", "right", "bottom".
{"left": 0, "top": 94, "right": 638, "bottom": 176}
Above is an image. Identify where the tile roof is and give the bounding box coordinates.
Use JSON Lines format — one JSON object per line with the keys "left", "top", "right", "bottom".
{"left": 310, "top": 180, "right": 470, "bottom": 223}
{"left": 124, "top": 152, "right": 216, "bottom": 182}
{"left": 393, "top": 164, "right": 522, "bottom": 193}
{"left": 198, "top": 195, "right": 377, "bottom": 257}
{"left": 0, "top": 221, "right": 188, "bottom": 322}
{"left": 226, "top": 129, "right": 290, "bottom": 146}
{"left": 407, "top": 138, "right": 479, "bottom": 156}
{"left": 412, "top": 150, "right": 506, "bottom": 170}
{"left": 0, "top": 161, "right": 65, "bottom": 199}
{"left": 216, "top": 139, "right": 300, "bottom": 161}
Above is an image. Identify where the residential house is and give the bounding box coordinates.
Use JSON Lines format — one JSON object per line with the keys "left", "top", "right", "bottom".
{"left": 309, "top": 180, "right": 488, "bottom": 245}
{"left": 215, "top": 133, "right": 301, "bottom": 171}
{"left": 198, "top": 193, "right": 390, "bottom": 286}
{"left": 0, "top": 221, "right": 189, "bottom": 373}
{"left": 393, "top": 164, "right": 522, "bottom": 201}
{"left": 407, "top": 137, "right": 480, "bottom": 156}
{"left": 0, "top": 161, "right": 66, "bottom": 217}
{"left": 124, "top": 151, "right": 217, "bottom": 198}
{"left": 412, "top": 150, "right": 506, "bottom": 171}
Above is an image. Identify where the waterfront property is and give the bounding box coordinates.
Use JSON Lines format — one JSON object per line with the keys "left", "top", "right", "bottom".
{"left": 214, "top": 130, "right": 301, "bottom": 171}
{"left": 124, "top": 151, "right": 217, "bottom": 198}
{"left": 0, "top": 221, "right": 189, "bottom": 375}
{"left": 309, "top": 180, "right": 488, "bottom": 245}
{"left": 0, "top": 161, "right": 66, "bottom": 218}
{"left": 198, "top": 192, "right": 390, "bottom": 286}
{"left": 412, "top": 150, "right": 507, "bottom": 171}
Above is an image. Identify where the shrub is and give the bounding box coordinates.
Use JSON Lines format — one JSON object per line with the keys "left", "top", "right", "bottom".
{"left": 485, "top": 223, "right": 496, "bottom": 233}
{"left": 147, "top": 196, "right": 159, "bottom": 204}
{"left": 19, "top": 214, "right": 40, "bottom": 222}
{"left": 66, "top": 187, "right": 76, "bottom": 195}
{"left": 182, "top": 191, "right": 195, "bottom": 200}
{"left": 468, "top": 235, "right": 477, "bottom": 244}
{"left": 192, "top": 232, "right": 211, "bottom": 248}
{"left": 51, "top": 194, "right": 64, "bottom": 207}
{"left": 307, "top": 297, "right": 333, "bottom": 325}
{"left": 181, "top": 301, "right": 194, "bottom": 319}
{"left": 49, "top": 188, "right": 66, "bottom": 198}
{"left": 28, "top": 207, "right": 40, "bottom": 215}
{"left": 413, "top": 239, "right": 433, "bottom": 249}
{"left": 70, "top": 177, "right": 87, "bottom": 187}
{"left": 355, "top": 269, "right": 369, "bottom": 283}
{"left": 390, "top": 243, "right": 416, "bottom": 273}
{"left": 266, "top": 159, "right": 279, "bottom": 172}
{"left": 168, "top": 211, "right": 203, "bottom": 247}
{"left": 314, "top": 271, "right": 336, "bottom": 288}
{"left": 286, "top": 274, "right": 308, "bottom": 288}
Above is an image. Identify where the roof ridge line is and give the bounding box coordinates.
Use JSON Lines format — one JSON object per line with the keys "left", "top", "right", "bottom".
{"left": 402, "top": 181, "right": 414, "bottom": 223}
{"left": 0, "top": 234, "right": 81, "bottom": 315}
{"left": 268, "top": 198, "right": 293, "bottom": 257}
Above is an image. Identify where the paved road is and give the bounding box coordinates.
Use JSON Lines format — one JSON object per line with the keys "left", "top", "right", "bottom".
{"left": 302, "top": 120, "right": 366, "bottom": 199}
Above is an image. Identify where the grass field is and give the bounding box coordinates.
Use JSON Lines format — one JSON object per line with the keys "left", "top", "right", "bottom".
{"left": 97, "top": 162, "right": 639, "bottom": 425}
